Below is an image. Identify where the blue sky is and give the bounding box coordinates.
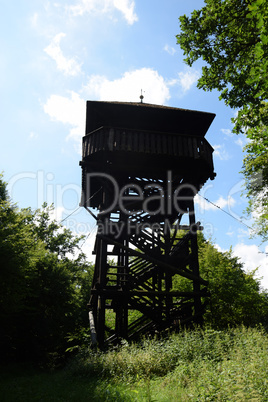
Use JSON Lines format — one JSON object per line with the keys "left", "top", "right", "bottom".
{"left": 1, "top": 0, "right": 268, "bottom": 289}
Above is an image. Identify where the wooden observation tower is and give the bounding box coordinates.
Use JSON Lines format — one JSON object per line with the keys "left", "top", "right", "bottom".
{"left": 80, "top": 100, "right": 216, "bottom": 347}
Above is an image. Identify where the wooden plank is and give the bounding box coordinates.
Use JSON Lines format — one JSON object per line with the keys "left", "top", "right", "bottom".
{"left": 183, "top": 136, "right": 188, "bottom": 157}
{"left": 82, "top": 137, "right": 87, "bottom": 158}
{"left": 121, "top": 130, "right": 126, "bottom": 151}
{"left": 139, "top": 131, "right": 144, "bottom": 152}
{"left": 168, "top": 134, "right": 173, "bottom": 156}
{"left": 151, "top": 132, "right": 156, "bottom": 154}
{"left": 145, "top": 132, "right": 150, "bottom": 153}
{"left": 108, "top": 128, "right": 115, "bottom": 151}
{"left": 89, "top": 311, "right": 97, "bottom": 346}
{"left": 127, "top": 130, "right": 132, "bottom": 151}
{"left": 178, "top": 135, "right": 183, "bottom": 156}
{"left": 193, "top": 137, "right": 198, "bottom": 159}
{"left": 130, "top": 259, "right": 152, "bottom": 272}
{"left": 157, "top": 133, "right": 161, "bottom": 154}
{"left": 173, "top": 135, "right": 178, "bottom": 156}
{"left": 204, "top": 140, "right": 213, "bottom": 168}
{"left": 95, "top": 129, "right": 101, "bottom": 152}
{"left": 132, "top": 132, "right": 137, "bottom": 152}
{"left": 104, "top": 128, "right": 110, "bottom": 152}
{"left": 188, "top": 137, "right": 193, "bottom": 158}
{"left": 89, "top": 134, "right": 93, "bottom": 155}
{"left": 87, "top": 137, "right": 91, "bottom": 156}
{"left": 162, "top": 134, "right": 167, "bottom": 154}
{"left": 92, "top": 132, "right": 97, "bottom": 153}
{"left": 115, "top": 129, "right": 120, "bottom": 150}
{"left": 98, "top": 234, "right": 208, "bottom": 285}
{"left": 130, "top": 290, "right": 209, "bottom": 297}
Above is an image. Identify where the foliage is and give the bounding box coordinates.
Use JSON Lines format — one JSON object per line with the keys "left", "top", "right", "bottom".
{"left": 1, "top": 170, "right": 268, "bottom": 369}
{"left": 1, "top": 328, "right": 268, "bottom": 400}
{"left": 0, "top": 174, "right": 94, "bottom": 366}
{"left": 239, "top": 102, "right": 268, "bottom": 239}
{"left": 172, "top": 232, "right": 268, "bottom": 328}
{"left": 2, "top": 328, "right": 267, "bottom": 400}
{"left": 198, "top": 234, "right": 268, "bottom": 327}
{"left": 28, "top": 203, "right": 83, "bottom": 258}
{"left": 176, "top": 0, "right": 268, "bottom": 236}
{"left": 177, "top": 0, "right": 268, "bottom": 121}
{"left": 60, "top": 327, "right": 268, "bottom": 401}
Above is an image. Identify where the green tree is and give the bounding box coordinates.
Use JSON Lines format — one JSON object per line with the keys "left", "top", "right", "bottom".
{"left": 172, "top": 232, "right": 268, "bottom": 328}
{"left": 28, "top": 203, "right": 82, "bottom": 258}
{"left": 0, "top": 174, "right": 39, "bottom": 360}
{"left": 0, "top": 174, "right": 94, "bottom": 365}
{"left": 176, "top": 0, "right": 268, "bottom": 237}
{"left": 240, "top": 102, "right": 268, "bottom": 238}
{"left": 198, "top": 235, "right": 267, "bottom": 328}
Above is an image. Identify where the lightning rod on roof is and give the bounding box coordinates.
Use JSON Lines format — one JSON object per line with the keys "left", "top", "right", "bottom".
{"left": 140, "top": 89, "right": 144, "bottom": 103}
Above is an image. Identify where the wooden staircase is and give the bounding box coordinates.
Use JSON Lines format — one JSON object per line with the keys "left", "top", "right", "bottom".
{"left": 89, "top": 204, "right": 208, "bottom": 346}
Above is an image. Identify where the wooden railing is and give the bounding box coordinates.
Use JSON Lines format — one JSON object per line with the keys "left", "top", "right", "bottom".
{"left": 82, "top": 126, "right": 214, "bottom": 170}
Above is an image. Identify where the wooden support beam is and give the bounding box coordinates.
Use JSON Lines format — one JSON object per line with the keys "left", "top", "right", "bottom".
{"left": 188, "top": 199, "right": 203, "bottom": 325}
{"left": 91, "top": 289, "right": 209, "bottom": 297}
{"left": 98, "top": 234, "right": 208, "bottom": 285}
{"left": 89, "top": 311, "right": 97, "bottom": 347}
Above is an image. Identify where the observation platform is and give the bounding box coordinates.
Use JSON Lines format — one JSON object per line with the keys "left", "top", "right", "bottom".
{"left": 80, "top": 101, "right": 216, "bottom": 209}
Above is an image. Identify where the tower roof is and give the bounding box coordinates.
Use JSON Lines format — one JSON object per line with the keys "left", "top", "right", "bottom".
{"left": 85, "top": 101, "right": 215, "bottom": 137}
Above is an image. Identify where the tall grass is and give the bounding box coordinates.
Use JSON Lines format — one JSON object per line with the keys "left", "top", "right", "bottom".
{"left": 67, "top": 326, "right": 268, "bottom": 401}
{"left": 1, "top": 327, "right": 267, "bottom": 401}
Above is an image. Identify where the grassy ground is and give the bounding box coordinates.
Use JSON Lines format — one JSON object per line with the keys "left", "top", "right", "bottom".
{"left": 1, "top": 326, "right": 267, "bottom": 401}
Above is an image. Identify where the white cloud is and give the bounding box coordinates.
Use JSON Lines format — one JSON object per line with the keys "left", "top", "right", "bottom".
{"left": 43, "top": 68, "right": 171, "bottom": 153}
{"left": 212, "top": 144, "right": 231, "bottom": 160}
{"left": 221, "top": 128, "right": 233, "bottom": 137}
{"left": 216, "top": 195, "right": 236, "bottom": 209}
{"left": 28, "top": 131, "right": 39, "bottom": 140}
{"left": 237, "top": 227, "right": 251, "bottom": 239}
{"left": 164, "top": 44, "right": 176, "bottom": 56}
{"left": 232, "top": 243, "right": 268, "bottom": 290}
{"left": 177, "top": 68, "right": 200, "bottom": 92}
{"left": 30, "top": 12, "right": 39, "bottom": 28}
{"left": 114, "top": 0, "right": 138, "bottom": 24}
{"left": 221, "top": 128, "right": 249, "bottom": 149}
{"left": 79, "top": 226, "right": 98, "bottom": 263}
{"left": 195, "top": 194, "right": 236, "bottom": 212}
{"left": 44, "top": 33, "right": 82, "bottom": 76}
{"left": 43, "top": 91, "right": 86, "bottom": 147}
{"left": 50, "top": 206, "right": 66, "bottom": 222}
{"left": 214, "top": 243, "right": 227, "bottom": 253}
{"left": 82, "top": 67, "right": 199, "bottom": 105}
{"left": 235, "top": 138, "right": 244, "bottom": 148}
{"left": 235, "top": 136, "right": 249, "bottom": 149}
{"left": 213, "top": 242, "right": 268, "bottom": 290}
{"left": 167, "top": 68, "right": 200, "bottom": 94}
{"left": 43, "top": 66, "right": 200, "bottom": 152}
{"left": 68, "top": 0, "right": 138, "bottom": 25}
{"left": 83, "top": 68, "right": 171, "bottom": 104}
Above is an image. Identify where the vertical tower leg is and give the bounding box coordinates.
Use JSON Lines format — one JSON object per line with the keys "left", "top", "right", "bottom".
{"left": 188, "top": 198, "right": 203, "bottom": 325}
{"left": 94, "top": 227, "right": 108, "bottom": 348}
{"left": 114, "top": 213, "right": 129, "bottom": 340}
